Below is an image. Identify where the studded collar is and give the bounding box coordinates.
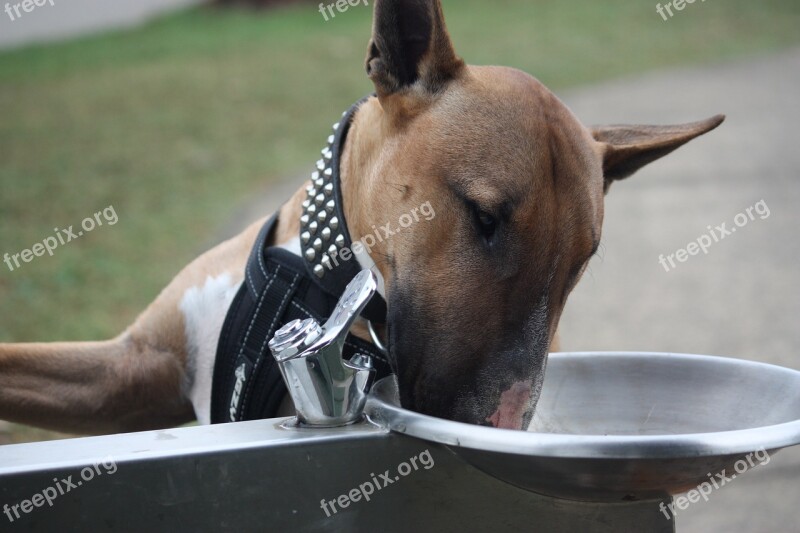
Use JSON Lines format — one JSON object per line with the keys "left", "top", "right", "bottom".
{"left": 298, "top": 96, "right": 388, "bottom": 322}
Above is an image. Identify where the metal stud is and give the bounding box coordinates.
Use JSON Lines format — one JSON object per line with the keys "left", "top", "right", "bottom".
{"left": 306, "top": 183, "right": 314, "bottom": 194}
{"left": 321, "top": 227, "right": 331, "bottom": 241}
{"left": 328, "top": 244, "right": 338, "bottom": 256}
{"left": 302, "top": 199, "right": 311, "bottom": 209}
{"left": 313, "top": 238, "right": 323, "bottom": 252}
{"left": 317, "top": 211, "right": 327, "bottom": 223}
{"left": 322, "top": 149, "right": 333, "bottom": 161}
{"left": 306, "top": 188, "right": 316, "bottom": 199}
{"left": 315, "top": 193, "right": 325, "bottom": 206}
{"left": 323, "top": 183, "right": 334, "bottom": 196}
{"left": 314, "top": 265, "right": 325, "bottom": 278}
{"left": 311, "top": 171, "right": 320, "bottom": 181}
{"left": 309, "top": 221, "right": 318, "bottom": 235}
{"left": 330, "top": 217, "right": 339, "bottom": 231}
{"left": 305, "top": 248, "right": 316, "bottom": 262}
{"left": 326, "top": 200, "right": 335, "bottom": 213}
{"left": 309, "top": 206, "right": 318, "bottom": 217}
{"left": 335, "top": 234, "right": 345, "bottom": 248}
{"left": 316, "top": 160, "right": 326, "bottom": 171}
{"left": 327, "top": 135, "right": 335, "bottom": 145}
{"left": 321, "top": 254, "right": 332, "bottom": 268}
{"left": 301, "top": 232, "right": 311, "bottom": 245}
{"left": 332, "top": 122, "right": 340, "bottom": 131}
{"left": 300, "top": 214, "right": 310, "bottom": 226}
{"left": 323, "top": 168, "right": 333, "bottom": 178}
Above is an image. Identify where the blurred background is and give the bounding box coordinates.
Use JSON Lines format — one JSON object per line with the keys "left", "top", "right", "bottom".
{"left": 1, "top": 0, "right": 799, "bottom": 529}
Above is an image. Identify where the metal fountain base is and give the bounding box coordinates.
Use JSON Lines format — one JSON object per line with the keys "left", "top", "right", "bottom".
{"left": 2, "top": 352, "right": 800, "bottom": 532}
{"left": 0, "top": 420, "right": 673, "bottom": 532}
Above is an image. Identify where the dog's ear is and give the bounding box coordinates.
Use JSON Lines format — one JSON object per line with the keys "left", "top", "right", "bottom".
{"left": 592, "top": 115, "right": 725, "bottom": 192}
{"left": 366, "top": 0, "right": 464, "bottom": 99}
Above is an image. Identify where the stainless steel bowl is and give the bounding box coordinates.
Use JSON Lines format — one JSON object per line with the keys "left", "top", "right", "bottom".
{"left": 366, "top": 352, "right": 800, "bottom": 501}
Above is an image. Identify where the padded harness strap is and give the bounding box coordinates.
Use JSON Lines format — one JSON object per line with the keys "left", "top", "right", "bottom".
{"left": 210, "top": 215, "right": 391, "bottom": 424}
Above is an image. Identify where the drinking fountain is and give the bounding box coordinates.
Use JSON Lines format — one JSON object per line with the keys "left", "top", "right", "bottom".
{"left": 1, "top": 270, "right": 799, "bottom": 532}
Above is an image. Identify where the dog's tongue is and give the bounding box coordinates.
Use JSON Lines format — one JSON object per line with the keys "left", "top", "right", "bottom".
{"left": 485, "top": 381, "right": 533, "bottom": 430}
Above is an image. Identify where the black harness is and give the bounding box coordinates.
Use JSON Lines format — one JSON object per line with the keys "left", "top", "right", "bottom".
{"left": 211, "top": 97, "right": 392, "bottom": 424}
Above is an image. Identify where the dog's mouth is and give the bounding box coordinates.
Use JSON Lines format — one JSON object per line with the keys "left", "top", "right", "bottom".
{"left": 384, "top": 328, "right": 540, "bottom": 431}
{"left": 484, "top": 381, "right": 535, "bottom": 430}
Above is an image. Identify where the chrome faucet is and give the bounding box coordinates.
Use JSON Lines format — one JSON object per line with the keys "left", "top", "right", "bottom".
{"left": 268, "top": 270, "right": 378, "bottom": 427}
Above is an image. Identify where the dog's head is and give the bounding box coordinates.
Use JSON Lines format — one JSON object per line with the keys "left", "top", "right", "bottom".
{"left": 342, "top": 0, "right": 723, "bottom": 429}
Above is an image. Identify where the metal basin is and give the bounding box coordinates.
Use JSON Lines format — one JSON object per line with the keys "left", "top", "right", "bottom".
{"left": 366, "top": 352, "right": 800, "bottom": 501}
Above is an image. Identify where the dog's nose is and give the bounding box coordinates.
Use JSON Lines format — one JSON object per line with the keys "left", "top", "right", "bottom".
{"left": 269, "top": 270, "right": 378, "bottom": 427}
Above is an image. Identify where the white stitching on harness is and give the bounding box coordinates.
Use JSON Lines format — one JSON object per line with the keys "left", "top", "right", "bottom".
{"left": 230, "top": 264, "right": 281, "bottom": 420}
{"left": 240, "top": 271, "right": 301, "bottom": 415}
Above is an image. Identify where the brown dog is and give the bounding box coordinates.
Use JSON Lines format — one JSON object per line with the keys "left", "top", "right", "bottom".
{"left": 0, "top": 0, "right": 722, "bottom": 435}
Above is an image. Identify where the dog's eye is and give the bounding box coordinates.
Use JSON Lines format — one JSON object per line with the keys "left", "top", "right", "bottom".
{"left": 475, "top": 209, "right": 497, "bottom": 241}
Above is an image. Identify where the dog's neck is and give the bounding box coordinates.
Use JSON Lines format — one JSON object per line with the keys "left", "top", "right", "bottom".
{"left": 283, "top": 97, "right": 387, "bottom": 300}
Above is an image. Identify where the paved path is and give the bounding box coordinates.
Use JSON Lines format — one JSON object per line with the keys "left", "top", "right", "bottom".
{"left": 224, "top": 48, "right": 800, "bottom": 532}
{"left": 560, "top": 48, "right": 800, "bottom": 533}
{"left": 0, "top": 0, "right": 201, "bottom": 50}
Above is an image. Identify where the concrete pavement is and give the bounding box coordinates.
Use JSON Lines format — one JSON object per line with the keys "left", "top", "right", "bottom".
{"left": 0, "top": 0, "right": 202, "bottom": 50}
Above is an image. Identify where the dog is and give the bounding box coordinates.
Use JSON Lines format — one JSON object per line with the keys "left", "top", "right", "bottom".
{"left": 0, "top": 0, "right": 722, "bottom": 435}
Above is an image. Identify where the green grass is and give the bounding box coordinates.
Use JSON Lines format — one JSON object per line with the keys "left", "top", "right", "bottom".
{"left": 0, "top": 0, "right": 799, "bottom": 441}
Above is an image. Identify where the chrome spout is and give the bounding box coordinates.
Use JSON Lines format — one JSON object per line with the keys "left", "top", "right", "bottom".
{"left": 268, "top": 270, "right": 378, "bottom": 427}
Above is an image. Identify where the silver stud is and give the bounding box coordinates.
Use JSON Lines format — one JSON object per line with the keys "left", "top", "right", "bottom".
{"left": 315, "top": 194, "right": 325, "bottom": 206}
{"left": 313, "top": 238, "right": 323, "bottom": 252}
{"left": 315, "top": 178, "right": 324, "bottom": 188}
{"left": 322, "top": 149, "right": 333, "bottom": 161}
{"left": 300, "top": 214, "right": 310, "bottom": 226}
{"left": 306, "top": 183, "right": 314, "bottom": 193}
{"left": 302, "top": 199, "right": 311, "bottom": 209}
{"left": 306, "top": 189, "right": 316, "bottom": 200}
{"left": 301, "top": 232, "right": 311, "bottom": 245}
{"left": 328, "top": 135, "right": 335, "bottom": 144}
{"left": 305, "top": 248, "right": 316, "bottom": 262}
{"left": 332, "top": 122, "right": 340, "bottom": 131}
{"left": 321, "top": 254, "right": 332, "bottom": 268}
{"left": 314, "top": 265, "right": 325, "bottom": 278}
{"left": 309, "top": 221, "right": 318, "bottom": 235}
{"left": 328, "top": 244, "right": 338, "bottom": 256}
{"left": 330, "top": 217, "right": 339, "bottom": 231}
{"left": 335, "top": 234, "right": 345, "bottom": 248}
{"left": 323, "top": 168, "right": 333, "bottom": 178}
{"left": 323, "top": 183, "right": 334, "bottom": 196}
{"left": 316, "top": 160, "right": 325, "bottom": 171}
{"left": 321, "top": 227, "right": 331, "bottom": 241}
{"left": 317, "top": 211, "right": 327, "bottom": 223}
{"left": 308, "top": 205, "right": 317, "bottom": 216}
{"left": 312, "top": 171, "right": 320, "bottom": 180}
{"left": 326, "top": 199, "right": 335, "bottom": 213}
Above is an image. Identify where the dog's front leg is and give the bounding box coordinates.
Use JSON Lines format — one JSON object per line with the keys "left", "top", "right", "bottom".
{"left": 0, "top": 336, "right": 194, "bottom": 434}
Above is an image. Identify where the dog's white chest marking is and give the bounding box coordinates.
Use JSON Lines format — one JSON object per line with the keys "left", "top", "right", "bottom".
{"left": 180, "top": 273, "right": 242, "bottom": 425}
